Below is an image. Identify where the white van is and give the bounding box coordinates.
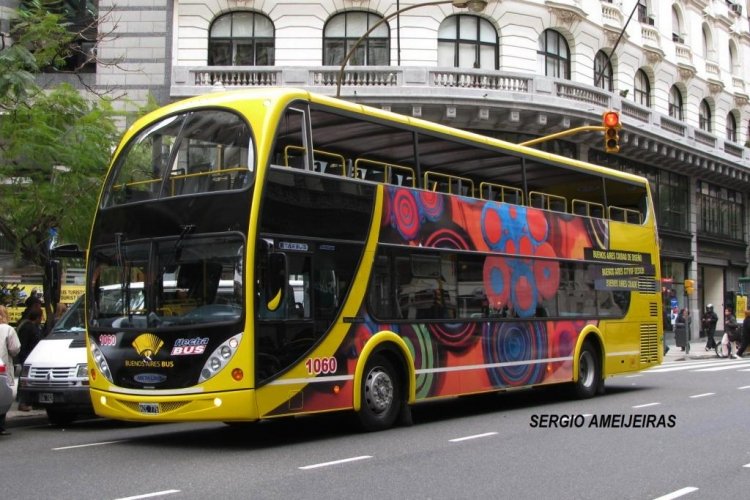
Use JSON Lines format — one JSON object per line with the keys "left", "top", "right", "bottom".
{"left": 17, "top": 295, "right": 92, "bottom": 425}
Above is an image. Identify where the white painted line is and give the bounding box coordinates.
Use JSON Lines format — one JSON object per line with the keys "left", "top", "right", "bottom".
{"left": 689, "top": 393, "right": 715, "bottom": 399}
{"left": 743, "top": 463, "right": 750, "bottom": 468}
{"left": 738, "top": 385, "right": 750, "bottom": 390}
{"left": 694, "top": 362, "right": 750, "bottom": 372}
{"left": 625, "top": 374, "right": 643, "bottom": 378}
{"left": 652, "top": 486, "right": 699, "bottom": 500}
{"left": 299, "top": 455, "right": 373, "bottom": 470}
{"left": 114, "top": 490, "right": 180, "bottom": 500}
{"left": 632, "top": 402, "right": 661, "bottom": 409}
{"left": 53, "top": 440, "right": 126, "bottom": 451}
{"left": 449, "top": 432, "right": 498, "bottom": 443}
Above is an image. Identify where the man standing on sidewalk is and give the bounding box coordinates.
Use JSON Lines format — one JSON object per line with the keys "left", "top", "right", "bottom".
{"left": 702, "top": 304, "right": 718, "bottom": 351}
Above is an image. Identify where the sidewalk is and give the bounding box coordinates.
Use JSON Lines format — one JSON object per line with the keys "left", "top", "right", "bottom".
{"left": 663, "top": 340, "right": 717, "bottom": 361}
{"left": 5, "top": 399, "right": 47, "bottom": 429}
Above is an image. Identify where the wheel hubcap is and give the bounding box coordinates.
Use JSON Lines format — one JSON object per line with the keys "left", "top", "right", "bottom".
{"left": 579, "top": 351, "right": 595, "bottom": 388}
{"left": 364, "top": 367, "right": 394, "bottom": 414}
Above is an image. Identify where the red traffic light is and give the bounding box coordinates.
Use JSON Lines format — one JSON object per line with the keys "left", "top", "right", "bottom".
{"left": 603, "top": 111, "right": 620, "bottom": 128}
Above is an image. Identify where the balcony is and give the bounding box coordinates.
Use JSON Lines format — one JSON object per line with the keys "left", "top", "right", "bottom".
{"left": 169, "top": 64, "right": 750, "bottom": 182}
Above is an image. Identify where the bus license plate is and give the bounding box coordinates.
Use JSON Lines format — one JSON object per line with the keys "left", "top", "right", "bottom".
{"left": 138, "top": 403, "right": 160, "bottom": 415}
{"left": 39, "top": 393, "right": 54, "bottom": 404}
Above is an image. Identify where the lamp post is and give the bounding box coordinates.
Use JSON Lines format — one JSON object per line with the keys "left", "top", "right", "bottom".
{"left": 335, "top": 0, "right": 488, "bottom": 97}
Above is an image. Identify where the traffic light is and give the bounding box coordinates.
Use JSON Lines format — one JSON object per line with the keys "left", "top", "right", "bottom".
{"left": 684, "top": 279, "right": 695, "bottom": 295}
{"left": 603, "top": 111, "right": 621, "bottom": 153}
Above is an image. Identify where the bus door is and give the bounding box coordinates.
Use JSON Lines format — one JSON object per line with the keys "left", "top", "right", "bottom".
{"left": 256, "top": 241, "right": 313, "bottom": 383}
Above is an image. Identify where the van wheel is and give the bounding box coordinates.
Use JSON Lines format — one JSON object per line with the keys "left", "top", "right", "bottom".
{"left": 357, "top": 354, "right": 401, "bottom": 432}
{"left": 573, "top": 341, "right": 600, "bottom": 399}
{"left": 46, "top": 408, "right": 77, "bottom": 426}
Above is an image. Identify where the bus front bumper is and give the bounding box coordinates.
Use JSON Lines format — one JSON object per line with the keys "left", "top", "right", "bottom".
{"left": 90, "top": 387, "right": 259, "bottom": 423}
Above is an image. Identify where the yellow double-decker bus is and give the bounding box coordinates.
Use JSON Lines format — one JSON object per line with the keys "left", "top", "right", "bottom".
{"left": 86, "top": 88, "right": 662, "bottom": 430}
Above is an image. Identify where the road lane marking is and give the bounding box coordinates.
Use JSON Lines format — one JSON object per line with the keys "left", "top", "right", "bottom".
{"left": 738, "top": 385, "right": 750, "bottom": 390}
{"left": 625, "top": 374, "right": 643, "bottom": 378}
{"left": 449, "top": 432, "right": 498, "bottom": 442}
{"left": 744, "top": 463, "right": 750, "bottom": 468}
{"left": 299, "top": 455, "right": 372, "bottom": 470}
{"left": 652, "top": 486, "right": 699, "bottom": 499}
{"left": 689, "top": 393, "right": 715, "bottom": 399}
{"left": 632, "top": 402, "right": 661, "bottom": 409}
{"left": 53, "top": 440, "right": 126, "bottom": 451}
{"left": 115, "top": 490, "right": 180, "bottom": 500}
{"left": 694, "top": 361, "right": 750, "bottom": 372}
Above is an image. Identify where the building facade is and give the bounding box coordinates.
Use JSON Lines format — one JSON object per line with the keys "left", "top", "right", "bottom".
{"left": 3, "top": 0, "right": 750, "bottom": 338}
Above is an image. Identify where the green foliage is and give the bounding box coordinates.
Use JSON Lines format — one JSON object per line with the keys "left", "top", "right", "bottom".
{"left": 0, "top": 4, "right": 119, "bottom": 268}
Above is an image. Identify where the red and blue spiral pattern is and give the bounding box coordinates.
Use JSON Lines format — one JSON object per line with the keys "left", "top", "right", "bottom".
{"left": 482, "top": 321, "right": 548, "bottom": 387}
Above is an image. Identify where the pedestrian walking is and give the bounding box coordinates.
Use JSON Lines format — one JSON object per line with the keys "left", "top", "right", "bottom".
{"left": 720, "top": 307, "right": 739, "bottom": 357}
{"left": 0, "top": 305, "right": 21, "bottom": 435}
{"left": 674, "top": 308, "right": 687, "bottom": 352}
{"left": 16, "top": 309, "right": 42, "bottom": 411}
{"left": 702, "top": 304, "right": 718, "bottom": 351}
{"left": 735, "top": 309, "right": 750, "bottom": 359}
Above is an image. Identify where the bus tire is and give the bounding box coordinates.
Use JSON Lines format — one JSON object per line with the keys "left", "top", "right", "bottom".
{"left": 357, "top": 354, "right": 401, "bottom": 432}
{"left": 573, "top": 340, "right": 600, "bottom": 399}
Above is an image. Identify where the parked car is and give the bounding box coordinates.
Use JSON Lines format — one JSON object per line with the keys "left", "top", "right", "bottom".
{"left": 0, "top": 359, "right": 12, "bottom": 416}
{"left": 17, "top": 295, "right": 93, "bottom": 425}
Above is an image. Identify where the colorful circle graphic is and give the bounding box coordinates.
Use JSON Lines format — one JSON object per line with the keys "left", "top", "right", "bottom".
{"left": 482, "top": 321, "right": 548, "bottom": 387}
{"left": 419, "top": 191, "right": 445, "bottom": 222}
{"left": 391, "top": 189, "right": 421, "bottom": 241}
{"left": 400, "top": 324, "right": 440, "bottom": 398}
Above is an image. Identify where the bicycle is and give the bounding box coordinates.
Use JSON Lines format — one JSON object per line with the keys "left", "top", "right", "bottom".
{"left": 715, "top": 332, "right": 741, "bottom": 358}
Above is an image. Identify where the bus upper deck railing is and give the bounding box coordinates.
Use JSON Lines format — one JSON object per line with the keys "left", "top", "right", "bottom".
{"left": 268, "top": 144, "right": 643, "bottom": 225}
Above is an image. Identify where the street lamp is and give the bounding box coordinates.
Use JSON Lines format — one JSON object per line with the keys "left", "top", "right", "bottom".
{"left": 335, "top": 0, "right": 489, "bottom": 97}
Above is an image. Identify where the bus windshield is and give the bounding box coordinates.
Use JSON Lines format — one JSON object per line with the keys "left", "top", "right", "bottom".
{"left": 89, "top": 234, "right": 244, "bottom": 330}
{"left": 103, "top": 109, "right": 254, "bottom": 206}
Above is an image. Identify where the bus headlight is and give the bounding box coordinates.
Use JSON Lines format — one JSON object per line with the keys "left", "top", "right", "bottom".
{"left": 90, "top": 341, "right": 113, "bottom": 383}
{"left": 199, "top": 333, "right": 242, "bottom": 383}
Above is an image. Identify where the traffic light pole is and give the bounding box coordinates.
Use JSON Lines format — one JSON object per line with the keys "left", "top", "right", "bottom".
{"left": 518, "top": 125, "right": 605, "bottom": 148}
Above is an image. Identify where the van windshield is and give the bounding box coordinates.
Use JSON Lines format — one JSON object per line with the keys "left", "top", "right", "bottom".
{"left": 50, "top": 296, "right": 86, "bottom": 335}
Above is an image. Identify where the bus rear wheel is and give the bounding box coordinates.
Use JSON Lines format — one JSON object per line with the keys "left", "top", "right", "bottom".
{"left": 357, "top": 354, "right": 401, "bottom": 432}
{"left": 573, "top": 341, "right": 600, "bottom": 399}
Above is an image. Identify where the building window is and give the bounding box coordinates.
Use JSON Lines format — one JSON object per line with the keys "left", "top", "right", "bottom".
{"left": 634, "top": 69, "right": 651, "bottom": 107}
{"left": 671, "top": 5, "right": 683, "bottom": 43}
{"left": 698, "top": 181, "right": 744, "bottom": 241}
{"left": 209, "top": 11, "right": 275, "bottom": 66}
{"left": 594, "top": 50, "right": 613, "bottom": 90}
{"left": 729, "top": 42, "right": 738, "bottom": 75}
{"left": 727, "top": 112, "right": 738, "bottom": 142}
{"left": 323, "top": 11, "right": 389, "bottom": 66}
{"left": 637, "top": 0, "right": 649, "bottom": 23}
{"left": 537, "top": 29, "right": 570, "bottom": 79}
{"left": 699, "top": 99, "right": 712, "bottom": 132}
{"left": 668, "top": 86, "right": 683, "bottom": 121}
{"left": 657, "top": 171, "right": 689, "bottom": 232}
{"left": 438, "top": 15, "right": 498, "bottom": 69}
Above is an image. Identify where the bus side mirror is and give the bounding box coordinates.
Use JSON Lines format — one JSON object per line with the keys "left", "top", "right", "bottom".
{"left": 45, "top": 259, "right": 62, "bottom": 305}
{"left": 265, "top": 253, "right": 287, "bottom": 312}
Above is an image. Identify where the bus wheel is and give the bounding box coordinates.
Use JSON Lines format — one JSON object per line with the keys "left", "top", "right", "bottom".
{"left": 573, "top": 341, "right": 600, "bottom": 399}
{"left": 357, "top": 354, "right": 401, "bottom": 432}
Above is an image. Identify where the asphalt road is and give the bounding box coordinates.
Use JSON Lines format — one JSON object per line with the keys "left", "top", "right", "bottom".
{"left": 1, "top": 356, "right": 749, "bottom": 500}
